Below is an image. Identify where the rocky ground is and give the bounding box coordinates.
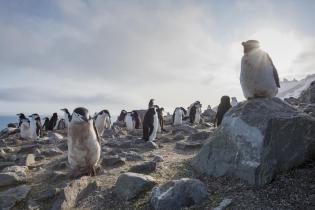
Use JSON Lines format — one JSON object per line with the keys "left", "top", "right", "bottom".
{"left": 0, "top": 120, "right": 314, "bottom": 210}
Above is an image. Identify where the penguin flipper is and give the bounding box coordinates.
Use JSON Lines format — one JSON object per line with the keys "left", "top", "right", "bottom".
{"left": 267, "top": 53, "right": 280, "bottom": 88}
{"left": 92, "top": 120, "right": 101, "bottom": 144}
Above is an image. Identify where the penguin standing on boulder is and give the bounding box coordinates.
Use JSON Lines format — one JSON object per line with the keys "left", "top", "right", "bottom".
{"left": 20, "top": 117, "right": 32, "bottom": 139}
{"left": 142, "top": 105, "right": 159, "bottom": 142}
{"left": 42, "top": 117, "right": 50, "bottom": 130}
{"left": 125, "top": 112, "right": 134, "bottom": 131}
{"left": 68, "top": 107, "right": 101, "bottom": 177}
{"left": 173, "top": 107, "right": 187, "bottom": 125}
{"left": 215, "top": 96, "right": 232, "bottom": 127}
{"left": 117, "top": 110, "right": 127, "bottom": 122}
{"left": 29, "top": 114, "right": 42, "bottom": 139}
{"left": 17, "top": 113, "right": 26, "bottom": 128}
{"left": 240, "top": 40, "right": 280, "bottom": 99}
{"left": 47, "top": 113, "right": 58, "bottom": 131}
{"left": 60, "top": 108, "right": 71, "bottom": 128}
{"left": 94, "top": 110, "right": 111, "bottom": 136}
{"left": 189, "top": 102, "right": 202, "bottom": 124}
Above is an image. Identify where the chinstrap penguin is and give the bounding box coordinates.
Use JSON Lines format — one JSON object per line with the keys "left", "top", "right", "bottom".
{"left": 60, "top": 108, "right": 71, "bottom": 128}
{"left": 42, "top": 117, "right": 49, "bottom": 130}
{"left": 173, "top": 107, "right": 187, "bottom": 125}
{"left": 125, "top": 112, "right": 134, "bottom": 130}
{"left": 240, "top": 40, "right": 280, "bottom": 99}
{"left": 17, "top": 113, "right": 26, "bottom": 128}
{"left": 29, "top": 114, "right": 42, "bottom": 139}
{"left": 94, "top": 110, "right": 111, "bottom": 136}
{"left": 142, "top": 105, "right": 159, "bottom": 142}
{"left": 47, "top": 113, "right": 58, "bottom": 131}
{"left": 20, "top": 117, "right": 32, "bottom": 140}
{"left": 189, "top": 101, "right": 202, "bottom": 124}
{"left": 67, "top": 107, "right": 101, "bottom": 177}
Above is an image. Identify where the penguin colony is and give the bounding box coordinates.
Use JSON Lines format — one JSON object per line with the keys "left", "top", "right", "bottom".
{"left": 13, "top": 40, "right": 280, "bottom": 177}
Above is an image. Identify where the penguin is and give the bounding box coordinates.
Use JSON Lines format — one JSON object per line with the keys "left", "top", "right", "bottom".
{"left": 157, "top": 107, "right": 166, "bottom": 132}
{"left": 47, "top": 113, "right": 58, "bottom": 131}
{"left": 148, "top": 99, "right": 155, "bottom": 108}
{"left": 29, "top": 114, "right": 42, "bottom": 139}
{"left": 117, "top": 110, "right": 127, "bottom": 122}
{"left": 125, "top": 112, "right": 134, "bottom": 130}
{"left": 231, "top": 97, "right": 238, "bottom": 107}
{"left": 142, "top": 105, "right": 159, "bottom": 142}
{"left": 17, "top": 113, "right": 26, "bottom": 128}
{"left": 131, "top": 111, "right": 141, "bottom": 129}
{"left": 57, "top": 119, "right": 66, "bottom": 130}
{"left": 94, "top": 109, "right": 111, "bottom": 136}
{"left": 42, "top": 117, "right": 50, "bottom": 130}
{"left": 68, "top": 107, "right": 101, "bottom": 177}
{"left": 173, "top": 107, "right": 187, "bottom": 125}
{"left": 215, "top": 96, "right": 232, "bottom": 127}
{"left": 60, "top": 108, "right": 71, "bottom": 128}
{"left": 189, "top": 102, "right": 202, "bottom": 124}
{"left": 20, "top": 118, "right": 32, "bottom": 140}
{"left": 240, "top": 40, "right": 280, "bottom": 99}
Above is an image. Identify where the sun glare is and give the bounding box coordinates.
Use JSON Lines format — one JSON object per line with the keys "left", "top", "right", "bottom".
{"left": 251, "top": 29, "right": 302, "bottom": 78}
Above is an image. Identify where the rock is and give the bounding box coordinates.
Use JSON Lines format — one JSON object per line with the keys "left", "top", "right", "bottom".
{"left": 18, "top": 145, "right": 39, "bottom": 154}
{"left": 51, "top": 177, "right": 98, "bottom": 210}
{"left": 299, "top": 80, "right": 315, "bottom": 104}
{"left": 128, "top": 129, "right": 143, "bottom": 136}
{"left": 47, "top": 132, "right": 64, "bottom": 143}
{"left": 2, "top": 166, "right": 28, "bottom": 177}
{"left": 175, "top": 140, "right": 203, "bottom": 150}
{"left": 27, "top": 199, "right": 40, "bottom": 210}
{"left": 24, "top": 154, "right": 36, "bottom": 166}
{"left": 172, "top": 125, "right": 198, "bottom": 135}
{"left": 106, "top": 140, "right": 133, "bottom": 148}
{"left": 188, "top": 131, "right": 211, "bottom": 141}
{"left": 0, "top": 139, "right": 7, "bottom": 147}
{"left": 124, "top": 151, "right": 144, "bottom": 161}
{"left": 41, "top": 148, "right": 63, "bottom": 157}
{"left": 150, "top": 178, "right": 208, "bottom": 210}
{"left": 213, "top": 198, "right": 233, "bottom": 210}
{"left": 192, "top": 98, "right": 315, "bottom": 186}
{"left": 159, "top": 137, "right": 171, "bottom": 143}
{"left": 0, "top": 172, "right": 24, "bottom": 187}
{"left": 128, "top": 161, "right": 157, "bottom": 174}
{"left": 35, "top": 155, "right": 45, "bottom": 161}
{"left": 36, "top": 187, "right": 61, "bottom": 201}
{"left": 0, "top": 148, "right": 7, "bottom": 160}
{"left": 52, "top": 161, "right": 67, "bottom": 170}
{"left": 0, "top": 162, "right": 15, "bottom": 170}
{"left": 172, "top": 134, "right": 185, "bottom": 141}
{"left": 202, "top": 109, "right": 216, "bottom": 123}
{"left": 7, "top": 155, "right": 17, "bottom": 162}
{"left": 284, "top": 97, "right": 301, "bottom": 106}
{"left": 143, "top": 141, "right": 159, "bottom": 150}
{"left": 114, "top": 172, "right": 157, "bottom": 200}
{"left": 153, "top": 155, "right": 164, "bottom": 162}
{"left": 51, "top": 171, "right": 68, "bottom": 182}
{"left": 0, "top": 185, "right": 31, "bottom": 210}
{"left": 101, "top": 155, "right": 126, "bottom": 167}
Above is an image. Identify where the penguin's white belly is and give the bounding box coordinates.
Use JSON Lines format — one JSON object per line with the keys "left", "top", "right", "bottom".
{"left": 54, "top": 119, "right": 60, "bottom": 130}
{"left": 21, "top": 125, "right": 32, "bottom": 139}
{"left": 68, "top": 124, "right": 101, "bottom": 170}
{"left": 30, "top": 121, "right": 37, "bottom": 139}
{"left": 174, "top": 111, "right": 182, "bottom": 125}
{"left": 194, "top": 112, "right": 201, "bottom": 124}
{"left": 149, "top": 114, "right": 159, "bottom": 141}
{"left": 125, "top": 116, "right": 134, "bottom": 130}
{"left": 241, "top": 51, "right": 278, "bottom": 99}
{"left": 95, "top": 117, "right": 105, "bottom": 136}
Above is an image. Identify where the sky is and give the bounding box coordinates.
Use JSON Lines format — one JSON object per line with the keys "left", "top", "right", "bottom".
{"left": 0, "top": 0, "right": 315, "bottom": 116}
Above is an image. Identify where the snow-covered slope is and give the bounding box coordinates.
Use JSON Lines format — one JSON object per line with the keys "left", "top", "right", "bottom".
{"left": 277, "top": 74, "right": 315, "bottom": 99}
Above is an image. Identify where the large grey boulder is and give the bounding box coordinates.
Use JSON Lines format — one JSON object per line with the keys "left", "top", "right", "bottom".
{"left": 299, "top": 80, "right": 315, "bottom": 104}
{"left": 51, "top": 176, "right": 98, "bottom": 210}
{"left": 114, "top": 172, "right": 157, "bottom": 200}
{"left": 0, "top": 172, "right": 25, "bottom": 187}
{"left": 150, "top": 178, "right": 208, "bottom": 210}
{"left": 128, "top": 161, "right": 157, "bottom": 174}
{"left": 192, "top": 98, "right": 315, "bottom": 186}
{"left": 0, "top": 185, "right": 31, "bottom": 210}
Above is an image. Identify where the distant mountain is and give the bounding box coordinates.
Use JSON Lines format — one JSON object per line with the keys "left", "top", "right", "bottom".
{"left": 277, "top": 74, "right": 315, "bottom": 99}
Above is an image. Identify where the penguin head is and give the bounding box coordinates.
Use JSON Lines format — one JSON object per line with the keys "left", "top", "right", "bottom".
{"left": 17, "top": 113, "right": 26, "bottom": 120}
{"left": 99, "top": 110, "right": 111, "bottom": 118}
{"left": 21, "top": 118, "right": 30, "bottom": 125}
{"left": 71, "top": 107, "right": 90, "bottom": 123}
{"left": 60, "top": 108, "right": 70, "bottom": 114}
{"left": 242, "top": 40, "right": 260, "bottom": 54}
{"left": 29, "top": 113, "right": 40, "bottom": 119}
